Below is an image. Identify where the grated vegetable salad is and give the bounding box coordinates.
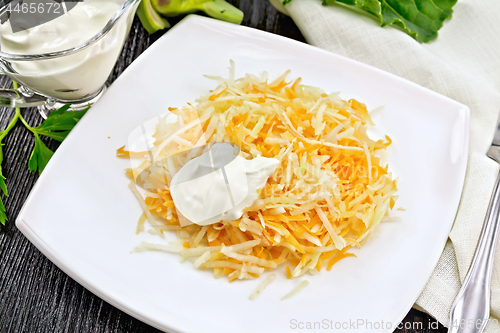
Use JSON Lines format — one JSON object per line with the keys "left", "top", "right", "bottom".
{"left": 119, "top": 62, "right": 398, "bottom": 282}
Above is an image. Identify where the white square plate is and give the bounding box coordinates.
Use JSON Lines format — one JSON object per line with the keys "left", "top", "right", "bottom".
{"left": 17, "top": 15, "right": 469, "bottom": 333}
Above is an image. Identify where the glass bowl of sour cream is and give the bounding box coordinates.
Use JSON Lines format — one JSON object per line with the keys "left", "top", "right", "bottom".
{"left": 0, "top": 0, "right": 141, "bottom": 112}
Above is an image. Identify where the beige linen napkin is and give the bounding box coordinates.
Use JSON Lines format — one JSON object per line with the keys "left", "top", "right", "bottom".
{"left": 279, "top": 0, "right": 500, "bottom": 330}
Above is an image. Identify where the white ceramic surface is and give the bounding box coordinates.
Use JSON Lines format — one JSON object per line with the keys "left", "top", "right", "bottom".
{"left": 16, "top": 15, "right": 470, "bottom": 333}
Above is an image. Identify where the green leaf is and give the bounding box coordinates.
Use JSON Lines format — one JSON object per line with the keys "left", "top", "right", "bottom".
{"left": 0, "top": 171, "right": 7, "bottom": 197}
{"left": 325, "top": 0, "right": 382, "bottom": 19}
{"left": 0, "top": 166, "right": 7, "bottom": 226}
{"left": 0, "top": 103, "right": 22, "bottom": 225}
{"left": 0, "top": 197, "right": 7, "bottom": 226}
{"left": 31, "top": 104, "right": 89, "bottom": 142}
{"left": 0, "top": 135, "right": 9, "bottom": 226}
{"left": 321, "top": 0, "right": 457, "bottom": 43}
{"left": 29, "top": 134, "right": 55, "bottom": 175}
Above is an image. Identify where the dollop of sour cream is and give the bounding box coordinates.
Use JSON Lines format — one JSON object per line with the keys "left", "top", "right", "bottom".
{"left": 0, "top": 0, "right": 130, "bottom": 100}
{"left": 170, "top": 143, "right": 279, "bottom": 226}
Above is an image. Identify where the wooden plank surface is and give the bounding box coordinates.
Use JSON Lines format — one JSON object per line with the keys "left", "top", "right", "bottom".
{"left": 0, "top": 0, "right": 448, "bottom": 332}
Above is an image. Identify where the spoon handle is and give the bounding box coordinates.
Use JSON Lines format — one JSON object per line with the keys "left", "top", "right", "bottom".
{"left": 448, "top": 171, "right": 500, "bottom": 333}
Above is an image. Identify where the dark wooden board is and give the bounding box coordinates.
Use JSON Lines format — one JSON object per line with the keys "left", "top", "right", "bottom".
{"left": 0, "top": 0, "right": 448, "bottom": 332}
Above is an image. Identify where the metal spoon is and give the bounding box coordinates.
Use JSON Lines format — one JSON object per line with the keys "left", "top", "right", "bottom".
{"left": 448, "top": 119, "right": 500, "bottom": 333}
